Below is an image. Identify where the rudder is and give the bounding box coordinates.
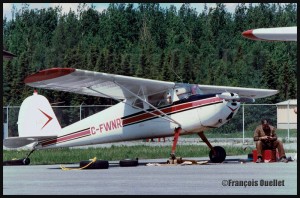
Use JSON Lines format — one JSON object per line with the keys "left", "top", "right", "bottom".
{"left": 18, "top": 90, "right": 61, "bottom": 137}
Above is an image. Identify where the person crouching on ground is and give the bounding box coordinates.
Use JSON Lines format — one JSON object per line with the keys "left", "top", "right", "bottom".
{"left": 253, "top": 119, "right": 288, "bottom": 163}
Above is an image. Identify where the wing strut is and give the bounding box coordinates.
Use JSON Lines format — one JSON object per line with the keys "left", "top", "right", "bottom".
{"left": 114, "top": 81, "right": 181, "bottom": 127}
{"left": 87, "top": 86, "right": 181, "bottom": 127}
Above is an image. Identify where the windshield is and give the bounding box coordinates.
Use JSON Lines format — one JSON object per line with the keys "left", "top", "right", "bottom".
{"left": 174, "top": 83, "right": 203, "bottom": 100}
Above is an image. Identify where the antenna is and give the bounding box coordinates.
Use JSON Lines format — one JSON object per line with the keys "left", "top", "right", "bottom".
{"left": 169, "top": 66, "right": 183, "bottom": 83}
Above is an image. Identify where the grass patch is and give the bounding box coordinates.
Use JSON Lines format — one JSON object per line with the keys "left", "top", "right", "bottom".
{"left": 4, "top": 145, "right": 295, "bottom": 165}
{"left": 2, "top": 145, "right": 239, "bottom": 165}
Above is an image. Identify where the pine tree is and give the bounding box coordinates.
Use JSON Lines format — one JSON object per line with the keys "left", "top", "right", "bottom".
{"left": 122, "top": 54, "right": 132, "bottom": 76}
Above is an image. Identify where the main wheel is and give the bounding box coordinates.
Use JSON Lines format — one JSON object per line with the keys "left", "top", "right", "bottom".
{"left": 209, "top": 146, "right": 226, "bottom": 163}
{"left": 119, "top": 158, "right": 139, "bottom": 167}
{"left": 79, "top": 160, "right": 109, "bottom": 169}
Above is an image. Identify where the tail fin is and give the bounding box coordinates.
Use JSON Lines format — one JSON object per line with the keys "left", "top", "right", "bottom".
{"left": 18, "top": 90, "right": 61, "bottom": 137}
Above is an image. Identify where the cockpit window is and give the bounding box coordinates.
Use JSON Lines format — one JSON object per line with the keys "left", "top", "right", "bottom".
{"left": 190, "top": 84, "right": 202, "bottom": 95}
{"left": 148, "top": 91, "right": 172, "bottom": 108}
{"left": 146, "top": 84, "right": 203, "bottom": 108}
{"left": 174, "top": 83, "right": 203, "bottom": 100}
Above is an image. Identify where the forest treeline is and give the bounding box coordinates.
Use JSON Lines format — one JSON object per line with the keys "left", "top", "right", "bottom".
{"left": 3, "top": 3, "right": 297, "bottom": 107}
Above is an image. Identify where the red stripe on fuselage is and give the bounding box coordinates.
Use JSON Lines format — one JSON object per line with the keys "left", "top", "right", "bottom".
{"left": 122, "top": 97, "right": 222, "bottom": 126}
{"left": 42, "top": 128, "right": 91, "bottom": 147}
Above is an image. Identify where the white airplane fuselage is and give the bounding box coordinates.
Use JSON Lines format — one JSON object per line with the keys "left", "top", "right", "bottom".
{"left": 37, "top": 95, "right": 240, "bottom": 149}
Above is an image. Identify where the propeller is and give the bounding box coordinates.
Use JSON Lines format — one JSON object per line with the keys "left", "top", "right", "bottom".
{"left": 238, "top": 97, "right": 255, "bottom": 103}
{"left": 216, "top": 92, "right": 239, "bottom": 101}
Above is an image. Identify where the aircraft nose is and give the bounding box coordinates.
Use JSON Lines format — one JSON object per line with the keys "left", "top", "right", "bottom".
{"left": 217, "top": 92, "right": 239, "bottom": 101}
{"left": 242, "top": 29, "right": 259, "bottom": 40}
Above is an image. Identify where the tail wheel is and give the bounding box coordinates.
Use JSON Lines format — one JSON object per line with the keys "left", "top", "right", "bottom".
{"left": 209, "top": 146, "right": 226, "bottom": 163}
{"left": 22, "top": 158, "right": 30, "bottom": 165}
{"left": 79, "top": 160, "right": 109, "bottom": 169}
{"left": 119, "top": 158, "right": 139, "bottom": 167}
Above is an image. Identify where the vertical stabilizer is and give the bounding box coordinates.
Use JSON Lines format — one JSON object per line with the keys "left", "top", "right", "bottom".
{"left": 18, "top": 90, "right": 61, "bottom": 137}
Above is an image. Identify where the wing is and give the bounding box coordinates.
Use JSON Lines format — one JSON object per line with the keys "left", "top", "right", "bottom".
{"left": 242, "top": 26, "right": 297, "bottom": 41}
{"left": 198, "top": 85, "right": 278, "bottom": 99}
{"left": 24, "top": 68, "right": 175, "bottom": 99}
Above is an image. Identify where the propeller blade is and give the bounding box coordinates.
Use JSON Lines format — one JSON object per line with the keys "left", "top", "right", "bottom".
{"left": 239, "top": 97, "right": 255, "bottom": 103}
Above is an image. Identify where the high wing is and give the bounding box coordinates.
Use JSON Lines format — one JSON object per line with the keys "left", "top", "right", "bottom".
{"left": 198, "top": 85, "right": 278, "bottom": 99}
{"left": 25, "top": 68, "right": 278, "bottom": 100}
{"left": 242, "top": 26, "right": 297, "bottom": 41}
{"left": 24, "top": 68, "right": 175, "bottom": 100}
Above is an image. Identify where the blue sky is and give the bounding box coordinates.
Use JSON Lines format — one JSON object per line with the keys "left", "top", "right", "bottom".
{"left": 3, "top": 3, "right": 244, "bottom": 21}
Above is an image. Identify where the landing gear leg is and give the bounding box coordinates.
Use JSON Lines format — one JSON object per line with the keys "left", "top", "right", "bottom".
{"left": 198, "top": 132, "right": 226, "bottom": 163}
{"left": 25, "top": 148, "right": 35, "bottom": 159}
{"left": 22, "top": 148, "right": 36, "bottom": 165}
{"left": 23, "top": 142, "right": 38, "bottom": 165}
{"left": 170, "top": 127, "right": 181, "bottom": 159}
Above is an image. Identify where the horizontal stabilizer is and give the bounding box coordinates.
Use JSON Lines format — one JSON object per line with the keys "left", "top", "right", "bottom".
{"left": 3, "top": 136, "right": 57, "bottom": 148}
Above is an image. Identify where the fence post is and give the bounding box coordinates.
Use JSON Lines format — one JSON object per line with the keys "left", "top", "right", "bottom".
{"left": 7, "top": 103, "right": 10, "bottom": 137}
{"left": 6, "top": 105, "right": 8, "bottom": 126}
{"left": 80, "top": 102, "right": 84, "bottom": 120}
{"left": 242, "top": 103, "right": 245, "bottom": 144}
{"left": 287, "top": 100, "right": 290, "bottom": 142}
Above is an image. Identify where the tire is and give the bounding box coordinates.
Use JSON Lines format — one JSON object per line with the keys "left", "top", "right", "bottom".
{"left": 209, "top": 146, "right": 226, "bottom": 163}
{"left": 22, "top": 158, "right": 30, "bottom": 165}
{"left": 119, "top": 158, "right": 139, "bottom": 167}
{"left": 79, "top": 160, "right": 109, "bottom": 169}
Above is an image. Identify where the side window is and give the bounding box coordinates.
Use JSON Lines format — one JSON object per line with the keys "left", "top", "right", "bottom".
{"left": 148, "top": 91, "right": 172, "bottom": 108}
{"left": 132, "top": 98, "right": 144, "bottom": 109}
{"left": 157, "top": 92, "right": 172, "bottom": 107}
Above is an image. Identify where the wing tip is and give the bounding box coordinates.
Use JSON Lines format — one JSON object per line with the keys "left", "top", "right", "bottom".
{"left": 24, "top": 68, "right": 76, "bottom": 84}
{"left": 242, "top": 29, "right": 261, "bottom": 40}
{"left": 257, "top": 89, "right": 279, "bottom": 99}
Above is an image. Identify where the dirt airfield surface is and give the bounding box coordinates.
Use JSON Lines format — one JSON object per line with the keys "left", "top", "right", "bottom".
{"left": 3, "top": 153, "right": 297, "bottom": 195}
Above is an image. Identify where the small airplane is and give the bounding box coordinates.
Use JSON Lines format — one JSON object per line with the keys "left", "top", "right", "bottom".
{"left": 242, "top": 26, "right": 297, "bottom": 41}
{"left": 3, "top": 67, "right": 278, "bottom": 165}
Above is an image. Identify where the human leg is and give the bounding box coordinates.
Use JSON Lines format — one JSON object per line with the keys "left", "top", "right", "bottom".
{"left": 272, "top": 140, "right": 288, "bottom": 163}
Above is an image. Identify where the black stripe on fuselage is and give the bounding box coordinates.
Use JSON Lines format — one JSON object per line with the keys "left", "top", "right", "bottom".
{"left": 121, "top": 94, "right": 217, "bottom": 120}
{"left": 122, "top": 94, "right": 221, "bottom": 127}
{"left": 39, "top": 128, "right": 90, "bottom": 144}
